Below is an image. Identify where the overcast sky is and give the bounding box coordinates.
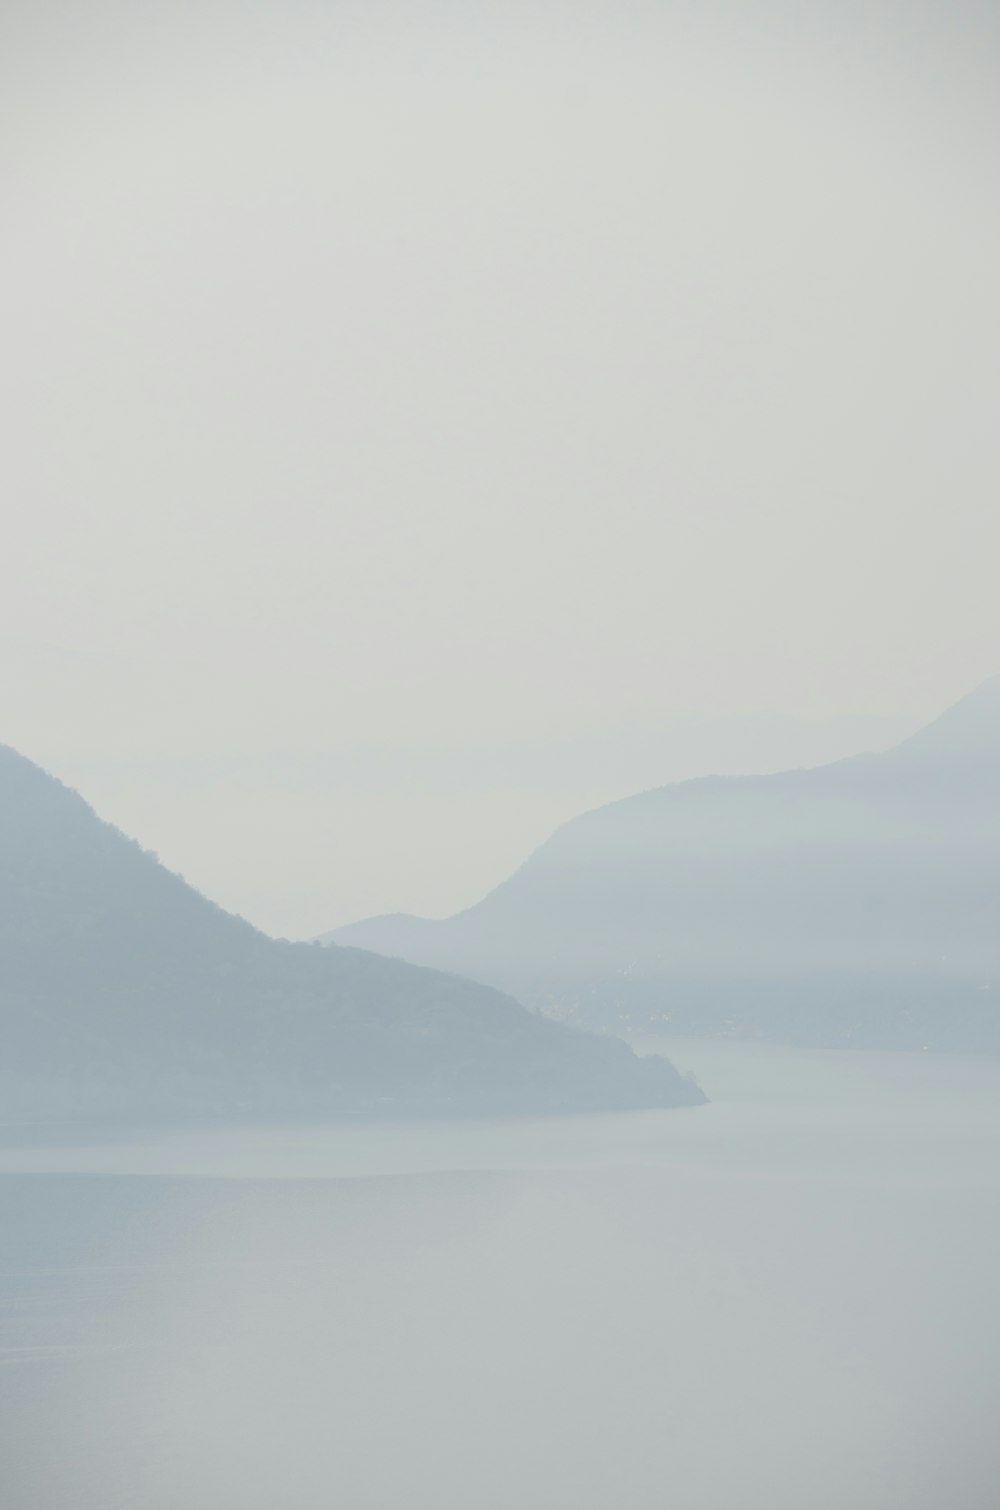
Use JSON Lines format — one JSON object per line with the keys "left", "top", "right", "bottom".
{"left": 3, "top": 1, "right": 999, "bottom": 935}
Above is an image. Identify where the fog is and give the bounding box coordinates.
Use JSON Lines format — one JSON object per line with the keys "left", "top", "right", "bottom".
{"left": 4, "top": 4, "right": 1000, "bottom": 1505}
{"left": 4, "top": 0, "right": 1000, "bottom": 931}
{"left": 4, "top": 1043, "right": 1000, "bottom": 1509}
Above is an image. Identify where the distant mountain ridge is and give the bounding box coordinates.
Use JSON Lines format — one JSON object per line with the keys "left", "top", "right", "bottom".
{"left": 0, "top": 746, "right": 702, "bottom": 1124}
{"left": 328, "top": 679, "right": 1000, "bottom": 1051}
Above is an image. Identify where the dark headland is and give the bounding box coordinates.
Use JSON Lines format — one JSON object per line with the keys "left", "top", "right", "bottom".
{"left": 0, "top": 745, "right": 703, "bottom": 1129}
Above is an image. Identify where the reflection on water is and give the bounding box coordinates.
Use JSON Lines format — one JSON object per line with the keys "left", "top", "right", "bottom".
{"left": 2, "top": 1043, "right": 1000, "bottom": 1510}
{"left": 3, "top": 1039, "right": 1000, "bottom": 1182}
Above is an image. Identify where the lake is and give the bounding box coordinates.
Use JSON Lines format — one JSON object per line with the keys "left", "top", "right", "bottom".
{"left": 2, "top": 1039, "right": 999, "bottom": 1509}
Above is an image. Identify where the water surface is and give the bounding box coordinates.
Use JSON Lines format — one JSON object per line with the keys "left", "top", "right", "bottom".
{"left": 2, "top": 1042, "right": 999, "bottom": 1509}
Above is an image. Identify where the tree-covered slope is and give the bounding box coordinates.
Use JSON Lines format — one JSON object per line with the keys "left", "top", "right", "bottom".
{"left": 0, "top": 746, "right": 703, "bottom": 1121}
{"left": 330, "top": 679, "right": 1000, "bottom": 1051}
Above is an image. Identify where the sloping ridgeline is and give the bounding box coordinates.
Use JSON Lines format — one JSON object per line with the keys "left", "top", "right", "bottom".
{"left": 0, "top": 746, "right": 703, "bottom": 1125}
{"left": 330, "top": 677, "right": 1000, "bottom": 1052}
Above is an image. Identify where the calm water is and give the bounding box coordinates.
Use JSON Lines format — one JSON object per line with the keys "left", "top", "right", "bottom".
{"left": 2, "top": 1041, "right": 999, "bottom": 1509}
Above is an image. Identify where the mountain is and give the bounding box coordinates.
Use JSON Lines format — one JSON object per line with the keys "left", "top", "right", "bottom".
{"left": 329, "top": 678, "right": 1000, "bottom": 1052}
{"left": 0, "top": 746, "right": 703, "bottom": 1124}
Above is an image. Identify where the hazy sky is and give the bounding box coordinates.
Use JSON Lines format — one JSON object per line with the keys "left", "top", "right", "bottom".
{"left": 3, "top": 1, "right": 999, "bottom": 934}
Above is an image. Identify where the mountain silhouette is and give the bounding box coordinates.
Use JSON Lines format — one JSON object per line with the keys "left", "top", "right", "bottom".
{"left": 329, "top": 678, "right": 1000, "bottom": 1051}
{"left": 0, "top": 746, "right": 703, "bottom": 1123}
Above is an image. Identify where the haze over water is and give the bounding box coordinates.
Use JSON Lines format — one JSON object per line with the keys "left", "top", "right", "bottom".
{"left": 5, "top": 3, "right": 1000, "bottom": 1504}
{"left": 4, "top": 1041, "right": 999, "bottom": 1510}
